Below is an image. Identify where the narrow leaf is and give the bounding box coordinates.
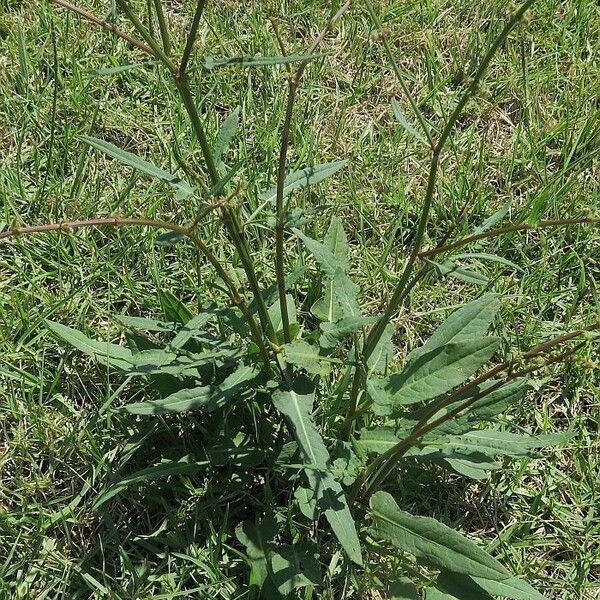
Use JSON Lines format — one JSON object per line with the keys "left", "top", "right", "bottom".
{"left": 78, "top": 135, "right": 194, "bottom": 197}
{"left": 434, "top": 260, "right": 488, "bottom": 286}
{"left": 391, "top": 98, "right": 428, "bottom": 145}
{"left": 385, "top": 337, "right": 501, "bottom": 409}
{"left": 45, "top": 320, "right": 133, "bottom": 370}
{"left": 437, "top": 430, "right": 572, "bottom": 458}
{"left": 272, "top": 378, "right": 362, "bottom": 565}
{"left": 283, "top": 340, "right": 328, "bottom": 376}
{"left": 260, "top": 161, "right": 347, "bottom": 204}
{"left": 124, "top": 364, "right": 258, "bottom": 414}
{"left": 93, "top": 456, "right": 204, "bottom": 509}
{"left": 324, "top": 217, "right": 351, "bottom": 273}
{"left": 87, "top": 61, "right": 158, "bottom": 76}
{"left": 214, "top": 106, "right": 240, "bottom": 162}
{"left": 473, "top": 201, "right": 511, "bottom": 234}
{"left": 369, "top": 491, "right": 511, "bottom": 581}
{"left": 439, "top": 571, "right": 546, "bottom": 600}
{"left": 408, "top": 295, "right": 500, "bottom": 364}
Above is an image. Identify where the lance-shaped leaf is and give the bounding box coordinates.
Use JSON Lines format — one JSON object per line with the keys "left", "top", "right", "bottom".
{"left": 78, "top": 135, "right": 194, "bottom": 198}
{"left": 436, "top": 430, "right": 572, "bottom": 458}
{"left": 436, "top": 570, "right": 546, "bottom": 600}
{"left": 204, "top": 53, "right": 324, "bottom": 70}
{"left": 356, "top": 426, "right": 401, "bottom": 455}
{"left": 213, "top": 106, "right": 240, "bottom": 166}
{"left": 45, "top": 320, "right": 133, "bottom": 370}
{"left": 124, "top": 364, "right": 258, "bottom": 414}
{"left": 419, "top": 450, "right": 501, "bottom": 480}
{"left": 408, "top": 295, "right": 500, "bottom": 364}
{"left": 391, "top": 97, "right": 428, "bottom": 145}
{"left": 260, "top": 160, "right": 347, "bottom": 204}
{"left": 424, "top": 378, "right": 527, "bottom": 437}
{"left": 323, "top": 217, "right": 351, "bottom": 272}
{"left": 117, "top": 316, "right": 177, "bottom": 332}
{"left": 369, "top": 491, "right": 512, "bottom": 581}
{"left": 320, "top": 315, "right": 376, "bottom": 349}
{"left": 272, "top": 378, "right": 362, "bottom": 565}
{"left": 93, "top": 456, "right": 205, "bottom": 509}
{"left": 382, "top": 337, "right": 500, "bottom": 410}
{"left": 283, "top": 340, "right": 328, "bottom": 376}
{"left": 433, "top": 260, "right": 488, "bottom": 286}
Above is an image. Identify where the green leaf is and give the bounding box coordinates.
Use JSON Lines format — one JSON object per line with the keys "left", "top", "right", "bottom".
{"left": 159, "top": 290, "right": 193, "bottom": 324}
{"left": 210, "top": 160, "right": 243, "bottom": 196}
{"left": 78, "top": 135, "right": 194, "bottom": 198}
{"left": 391, "top": 98, "right": 428, "bottom": 145}
{"left": 283, "top": 340, "right": 328, "bottom": 376}
{"left": 214, "top": 106, "right": 240, "bottom": 164}
{"left": 436, "top": 429, "right": 572, "bottom": 458}
{"left": 438, "top": 571, "right": 546, "bottom": 600}
{"left": 426, "top": 379, "right": 527, "bottom": 437}
{"left": 271, "top": 543, "right": 321, "bottom": 594}
{"left": 86, "top": 61, "right": 158, "bottom": 76}
{"left": 294, "top": 486, "right": 317, "bottom": 520}
{"left": 204, "top": 53, "right": 324, "bottom": 70}
{"left": 169, "top": 312, "right": 213, "bottom": 349}
{"left": 386, "top": 578, "right": 420, "bottom": 599}
{"left": 470, "top": 574, "right": 547, "bottom": 600}
{"left": 452, "top": 252, "right": 523, "bottom": 272}
{"left": 236, "top": 516, "right": 279, "bottom": 596}
{"left": 123, "top": 364, "right": 258, "bottom": 414}
{"left": 434, "top": 260, "right": 488, "bottom": 286}
{"left": 473, "top": 201, "right": 511, "bottom": 234}
{"left": 381, "top": 337, "right": 501, "bottom": 411}
{"left": 324, "top": 217, "right": 351, "bottom": 272}
{"left": 356, "top": 426, "right": 400, "bottom": 455}
{"left": 45, "top": 320, "right": 133, "bottom": 370}
{"left": 154, "top": 230, "right": 186, "bottom": 247}
{"left": 408, "top": 295, "right": 500, "bottom": 364}
{"left": 296, "top": 226, "right": 361, "bottom": 323}
{"left": 369, "top": 491, "right": 512, "bottom": 581}
{"left": 260, "top": 160, "right": 347, "bottom": 204}
{"left": 420, "top": 450, "right": 500, "bottom": 480}
{"left": 268, "top": 294, "right": 298, "bottom": 342}
{"left": 320, "top": 315, "right": 377, "bottom": 349}
{"left": 272, "top": 378, "right": 362, "bottom": 565}
{"left": 331, "top": 441, "right": 361, "bottom": 486}
{"left": 116, "top": 316, "right": 177, "bottom": 333}
{"left": 93, "top": 456, "right": 205, "bottom": 509}
{"left": 122, "top": 348, "right": 236, "bottom": 377}
{"left": 368, "top": 322, "right": 394, "bottom": 374}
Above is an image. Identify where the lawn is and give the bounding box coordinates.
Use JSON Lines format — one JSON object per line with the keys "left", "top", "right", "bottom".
{"left": 0, "top": 0, "right": 598, "bottom": 598}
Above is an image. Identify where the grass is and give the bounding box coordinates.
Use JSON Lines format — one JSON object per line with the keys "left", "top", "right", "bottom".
{"left": 0, "top": 0, "right": 598, "bottom": 597}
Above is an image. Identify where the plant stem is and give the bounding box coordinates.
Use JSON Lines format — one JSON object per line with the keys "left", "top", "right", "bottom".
{"left": 180, "top": 0, "right": 208, "bottom": 75}
{"left": 418, "top": 217, "right": 600, "bottom": 258}
{"left": 363, "top": 0, "right": 537, "bottom": 365}
{"left": 363, "top": 0, "right": 434, "bottom": 148}
{"left": 115, "top": 0, "right": 177, "bottom": 71}
{"left": 344, "top": 0, "right": 538, "bottom": 435}
{"left": 152, "top": 0, "right": 171, "bottom": 55}
{"left": 356, "top": 324, "right": 597, "bottom": 498}
{"left": 274, "top": 0, "right": 352, "bottom": 346}
{"left": 48, "top": 0, "right": 154, "bottom": 56}
{"left": 1, "top": 218, "right": 272, "bottom": 372}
